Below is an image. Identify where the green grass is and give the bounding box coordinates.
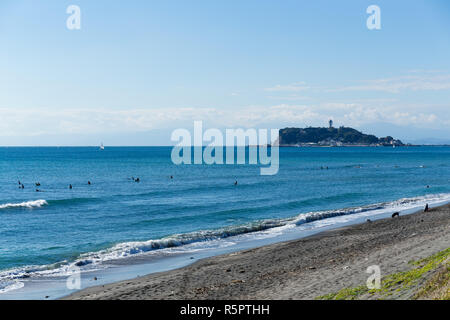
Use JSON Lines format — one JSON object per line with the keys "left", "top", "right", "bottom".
{"left": 316, "top": 248, "right": 450, "bottom": 300}
{"left": 414, "top": 264, "right": 450, "bottom": 300}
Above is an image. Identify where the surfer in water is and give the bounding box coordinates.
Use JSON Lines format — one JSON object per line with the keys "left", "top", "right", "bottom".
{"left": 69, "top": 184, "right": 73, "bottom": 189}
{"left": 234, "top": 180, "right": 238, "bottom": 186}
{"left": 88, "top": 181, "right": 91, "bottom": 185}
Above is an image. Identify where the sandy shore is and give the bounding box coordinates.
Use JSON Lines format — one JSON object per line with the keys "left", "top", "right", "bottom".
{"left": 65, "top": 203, "right": 450, "bottom": 300}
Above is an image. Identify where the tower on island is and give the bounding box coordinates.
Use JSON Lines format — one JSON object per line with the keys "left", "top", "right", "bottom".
{"left": 329, "top": 119, "right": 333, "bottom": 128}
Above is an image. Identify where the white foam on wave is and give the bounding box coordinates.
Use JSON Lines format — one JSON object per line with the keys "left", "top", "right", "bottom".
{"left": 291, "top": 193, "right": 450, "bottom": 226}
{"left": 0, "top": 200, "right": 48, "bottom": 210}
{"left": 1, "top": 192, "right": 450, "bottom": 294}
{"left": 0, "top": 281, "right": 24, "bottom": 294}
{"left": 92, "top": 193, "right": 450, "bottom": 262}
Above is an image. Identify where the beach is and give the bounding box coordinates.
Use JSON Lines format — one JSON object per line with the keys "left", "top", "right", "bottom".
{"left": 65, "top": 203, "right": 450, "bottom": 300}
{"left": 2, "top": 0, "right": 450, "bottom": 304}
{"left": 2, "top": 146, "right": 449, "bottom": 299}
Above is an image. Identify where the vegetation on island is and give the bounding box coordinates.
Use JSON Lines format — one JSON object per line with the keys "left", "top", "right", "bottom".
{"left": 278, "top": 126, "right": 404, "bottom": 147}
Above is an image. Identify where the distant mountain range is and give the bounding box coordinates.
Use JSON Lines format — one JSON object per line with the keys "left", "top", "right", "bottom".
{"left": 278, "top": 126, "right": 405, "bottom": 147}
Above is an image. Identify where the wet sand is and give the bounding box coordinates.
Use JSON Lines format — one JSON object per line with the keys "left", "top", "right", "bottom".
{"left": 65, "top": 203, "right": 450, "bottom": 300}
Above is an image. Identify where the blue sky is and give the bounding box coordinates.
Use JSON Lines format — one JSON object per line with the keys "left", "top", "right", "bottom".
{"left": 0, "top": 0, "right": 449, "bottom": 145}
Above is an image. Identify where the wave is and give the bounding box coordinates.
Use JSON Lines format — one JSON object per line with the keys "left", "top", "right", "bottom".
{"left": 105, "top": 193, "right": 450, "bottom": 258}
{"left": 1, "top": 192, "right": 450, "bottom": 294}
{"left": 0, "top": 200, "right": 48, "bottom": 210}
{"left": 0, "top": 197, "right": 106, "bottom": 212}
{"left": 0, "top": 281, "right": 24, "bottom": 294}
{"left": 47, "top": 197, "right": 102, "bottom": 206}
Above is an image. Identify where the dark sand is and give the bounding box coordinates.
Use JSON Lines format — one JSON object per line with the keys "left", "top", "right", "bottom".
{"left": 65, "top": 204, "right": 450, "bottom": 300}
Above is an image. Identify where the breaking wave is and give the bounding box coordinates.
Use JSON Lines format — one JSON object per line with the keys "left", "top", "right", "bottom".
{"left": 1, "top": 192, "right": 450, "bottom": 294}
{"left": 0, "top": 200, "right": 48, "bottom": 210}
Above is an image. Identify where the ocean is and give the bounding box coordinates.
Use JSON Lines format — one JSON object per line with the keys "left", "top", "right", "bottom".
{"left": 0, "top": 146, "right": 449, "bottom": 298}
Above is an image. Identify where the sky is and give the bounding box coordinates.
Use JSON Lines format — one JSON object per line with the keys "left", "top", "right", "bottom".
{"left": 0, "top": 0, "right": 449, "bottom": 145}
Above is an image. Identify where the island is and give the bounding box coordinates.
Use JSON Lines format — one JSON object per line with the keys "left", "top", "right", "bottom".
{"left": 277, "top": 121, "right": 404, "bottom": 147}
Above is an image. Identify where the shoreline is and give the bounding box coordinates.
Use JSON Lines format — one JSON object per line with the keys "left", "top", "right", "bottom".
{"left": 65, "top": 203, "right": 450, "bottom": 300}
{"left": 2, "top": 193, "right": 448, "bottom": 299}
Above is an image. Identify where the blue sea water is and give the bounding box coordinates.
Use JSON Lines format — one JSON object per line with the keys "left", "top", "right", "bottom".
{"left": 0, "top": 146, "right": 449, "bottom": 297}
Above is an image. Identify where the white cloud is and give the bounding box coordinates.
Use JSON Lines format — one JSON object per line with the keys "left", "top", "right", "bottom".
{"left": 267, "top": 94, "right": 312, "bottom": 101}
{"left": 331, "top": 74, "right": 450, "bottom": 93}
{"left": 0, "top": 107, "right": 220, "bottom": 136}
{"left": 1, "top": 99, "right": 448, "bottom": 140}
{"left": 265, "top": 82, "right": 311, "bottom": 92}
{"left": 267, "top": 72, "right": 450, "bottom": 94}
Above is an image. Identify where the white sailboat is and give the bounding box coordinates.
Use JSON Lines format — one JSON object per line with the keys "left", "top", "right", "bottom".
{"left": 100, "top": 142, "right": 105, "bottom": 150}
